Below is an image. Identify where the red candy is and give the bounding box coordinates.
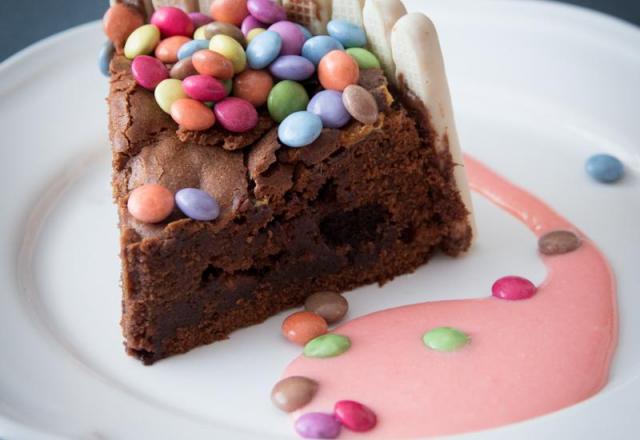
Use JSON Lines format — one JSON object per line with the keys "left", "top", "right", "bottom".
{"left": 318, "top": 50, "right": 360, "bottom": 92}
{"left": 210, "top": 0, "right": 250, "bottom": 26}
{"left": 334, "top": 400, "right": 377, "bottom": 432}
{"left": 131, "top": 55, "right": 169, "bottom": 90}
{"left": 492, "top": 276, "right": 537, "bottom": 300}
{"left": 282, "top": 311, "right": 328, "bottom": 345}
{"left": 127, "top": 184, "right": 174, "bottom": 224}
{"left": 151, "top": 7, "right": 194, "bottom": 37}
{"left": 171, "top": 98, "right": 216, "bottom": 131}
{"left": 103, "top": 4, "right": 144, "bottom": 48}
{"left": 154, "top": 35, "right": 191, "bottom": 63}
{"left": 214, "top": 97, "right": 259, "bottom": 133}
{"left": 192, "top": 49, "right": 235, "bottom": 80}
{"left": 183, "top": 75, "right": 228, "bottom": 102}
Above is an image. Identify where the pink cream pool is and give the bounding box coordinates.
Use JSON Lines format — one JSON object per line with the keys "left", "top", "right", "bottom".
{"left": 282, "top": 155, "right": 618, "bottom": 438}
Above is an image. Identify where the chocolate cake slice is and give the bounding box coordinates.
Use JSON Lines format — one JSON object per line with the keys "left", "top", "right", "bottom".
{"left": 106, "top": 0, "right": 474, "bottom": 364}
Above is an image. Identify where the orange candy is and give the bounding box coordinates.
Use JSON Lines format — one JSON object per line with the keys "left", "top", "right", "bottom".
{"left": 192, "top": 49, "right": 235, "bottom": 80}
{"left": 127, "top": 184, "right": 174, "bottom": 224}
{"left": 318, "top": 50, "right": 360, "bottom": 92}
{"left": 170, "top": 98, "right": 216, "bottom": 131}
{"left": 233, "top": 69, "right": 273, "bottom": 107}
{"left": 210, "top": 0, "right": 249, "bottom": 26}
{"left": 155, "top": 36, "right": 191, "bottom": 63}
{"left": 282, "top": 311, "right": 328, "bottom": 345}
{"left": 103, "top": 4, "right": 144, "bottom": 48}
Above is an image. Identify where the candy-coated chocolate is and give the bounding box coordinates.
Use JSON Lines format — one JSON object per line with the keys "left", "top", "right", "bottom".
{"left": 103, "top": 3, "right": 144, "bottom": 48}
{"left": 192, "top": 49, "right": 235, "bottom": 80}
{"left": 303, "top": 333, "right": 351, "bottom": 358}
{"left": 585, "top": 154, "right": 624, "bottom": 183}
{"left": 214, "top": 97, "right": 259, "bottom": 133}
{"left": 247, "top": 0, "right": 286, "bottom": 24}
{"left": 246, "top": 30, "right": 282, "bottom": 69}
{"left": 269, "top": 55, "right": 315, "bottom": 81}
{"left": 98, "top": 41, "right": 115, "bottom": 77}
{"left": 210, "top": 34, "right": 247, "bottom": 73}
{"left": 183, "top": 75, "right": 227, "bottom": 102}
{"left": 268, "top": 21, "right": 305, "bottom": 56}
{"left": 327, "top": 19, "right": 367, "bottom": 48}
{"left": 539, "top": 230, "right": 582, "bottom": 255}
{"left": 154, "top": 35, "right": 191, "bottom": 63}
{"left": 170, "top": 98, "right": 216, "bottom": 131}
{"left": 282, "top": 311, "right": 328, "bottom": 345}
{"left": 170, "top": 57, "right": 198, "bottom": 80}
{"left": 132, "top": 55, "right": 169, "bottom": 90}
{"left": 307, "top": 90, "right": 350, "bottom": 129}
{"left": 203, "top": 22, "right": 247, "bottom": 46}
{"left": 267, "top": 80, "right": 309, "bottom": 123}
{"left": 175, "top": 188, "right": 220, "bottom": 221}
{"left": 150, "top": 6, "right": 194, "bottom": 37}
{"left": 295, "top": 413, "right": 341, "bottom": 439}
{"left": 422, "top": 327, "right": 470, "bottom": 352}
{"left": 279, "top": 111, "right": 323, "bottom": 148}
{"left": 241, "top": 14, "right": 265, "bottom": 36}
{"left": 492, "top": 276, "right": 537, "bottom": 300}
{"left": 342, "top": 84, "right": 378, "bottom": 124}
{"left": 177, "top": 39, "right": 209, "bottom": 61}
{"left": 271, "top": 376, "right": 318, "bottom": 413}
{"left": 210, "top": 0, "right": 249, "bottom": 26}
{"left": 346, "top": 47, "right": 381, "bottom": 69}
{"left": 318, "top": 50, "right": 359, "bottom": 91}
{"left": 154, "top": 78, "right": 187, "bottom": 113}
{"left": 297, "top": 24, "right": 312, "bottom": 41}
{"left": 222, "top": 78, "right": 233, "bottom": 95}
{"left": 247, "top": 28, "right": 266, "bottom": 43}
{"left": 193, "top": 24, "right": 208, "bottom": 40}
{"left": 188, "top": 12, "right": 213, "bottom": 28}
{"left": 233, "top": 69, "right": 273, "bottom": 106}
{"left": 127, "top": 184, "right": 174, "bottom": 224}
{"left": 301, "top": 36, "right": 344, "bottom": 66}
{"left": 334, "top": 400, "right": 377, "bottom": 432}
{"left": 304, "top": 291, "right": 348, "bottom": 324}
{"left": 124, "top": 24, "right": 161, "bottom": 59}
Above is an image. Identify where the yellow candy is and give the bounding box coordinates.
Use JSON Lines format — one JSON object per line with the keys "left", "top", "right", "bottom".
{"left": 154, "top": 79, "right": 187, "bottom": 113}
{"left": 209, "top": 34, "right": 246, "bottom": 74}
{"left": 124, "top": 24, "right": 161, "bottom": 59}
{"left": 247, "top": 28, "right": 266, "bottom": 44}
{"left": 194, "top": 24, "right": 208, "bottom": 41}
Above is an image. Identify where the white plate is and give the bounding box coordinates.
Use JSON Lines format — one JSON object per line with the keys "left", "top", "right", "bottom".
{"left": 1, "top": 1, "right": 639, "bottom": 439}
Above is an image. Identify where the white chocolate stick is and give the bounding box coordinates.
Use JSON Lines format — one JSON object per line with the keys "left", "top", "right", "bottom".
{"left": 391, "top": 12, "right": 475, "bottom": 237}
{"left": 152, "top": 0, "right": 199, "bottom": 12}
{"left": 362, "top": 0, "right": 406, "bottom": 83}
{"left": 332, "top": 0, "right": 365, "bottom": 27}
{"left": 282, "top": 0, "right": 332, "bottom": 35}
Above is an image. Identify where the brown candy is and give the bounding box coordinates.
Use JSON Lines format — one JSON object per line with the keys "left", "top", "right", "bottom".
{"left": 233, "top": 69, "right": 273, "bottom": 107}
{"left": 342, "top": 84, "right": 379, "bottom": 125}
{"left": 203, "top": 22, "right": 247, "bottom": 47}
{"left": 103, "top": 4, "right": 145, "bottom": 49}
{"left": 304, "top": 291, "right": 348, "bottom": 324}
{"left": 538, "top": 230, "right": 582, "bottom": 255}
{"left": 271, "top": 376, "right": 318, "bottom": 413}
{"left": 170, "top": 57, "right": 199, "bottom": 80}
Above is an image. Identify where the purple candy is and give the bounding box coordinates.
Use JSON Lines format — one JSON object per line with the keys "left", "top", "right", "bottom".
{"left": 270, "top": 55, "right": 315, "bottom": 81}
{"left": 189, "top": 12, "right": 213, "bottom": 28}
{"left": 295, "top": 413, "right": 342, "bottom": 439}
{"left": 307, "top": 90, "right": 351, "bottom": 128}
{"left": 247, "top": 0, "right": 286, "bottom": 25}
{"left": 241, "top": 14, "right": 265, "bottom": 36}
{"left": 268, "top": 20, "right": 305, "bottom": 55}
{"left": 492, "top": 276, "right": 537, "bottom": 300}
{"left": 175, "top": 188, "right": 220, "bottom": 221}
{"left": 183, "top": 75, "right": 227, "bottom": 102}
{"left": 131, "top": 55, "right": 169, "bottom": 90}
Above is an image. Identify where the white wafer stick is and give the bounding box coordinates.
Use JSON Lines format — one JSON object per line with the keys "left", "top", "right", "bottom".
{"left": 332, "top": 0, "right": 364, "bottom": 26}
{"left": 362, "top": 0, "right": 406, "bottom": 83}
{"left": 391, "top": 12, "right": 475, "bottom": 236}
{"left": 282, "top": 0, "right": 332, "bottom": 35}
{"left": 152, "top": 0, "right": 199, "bottom": 11}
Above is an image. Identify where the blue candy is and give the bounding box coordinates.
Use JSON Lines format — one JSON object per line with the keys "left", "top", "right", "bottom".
{"left": 246, "top": 30, "right": 282, "bottom": 70}
{"left": 327, "top": 19, "right": 367, "bottom": 48}
{"left": 177, "top": 39, "right": 209, "bottom": 61}
{"left": 99, "top": 41, "right": 115, "bottom": 77}
{"left": 278, "top": 111, "right": 323, "bottom": 148}
{"left": 297, "top": 24, "right": 312, "bottom": 41}
{"left": 585, "top": 154, "right": 624, "bottom": 183}
{"left": 270, "top": 55, "right": 315, "bottom": 81}
{"left": 175, "top": 188, "right": 220, "bottom": 221}
{"left": 307, "top": 90, "right": 351, "bottom": 128}
{"left": 301, "top": 35, "right": 344, "bottom": 66}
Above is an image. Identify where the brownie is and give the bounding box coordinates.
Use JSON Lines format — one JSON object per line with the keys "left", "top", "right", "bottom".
{"left": 108, "top": 56, "right": 472, "bottom": 364}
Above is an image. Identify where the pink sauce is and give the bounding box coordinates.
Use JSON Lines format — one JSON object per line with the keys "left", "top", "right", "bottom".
{"left": 282, "top": 155, "right": 618, "bottom": 438}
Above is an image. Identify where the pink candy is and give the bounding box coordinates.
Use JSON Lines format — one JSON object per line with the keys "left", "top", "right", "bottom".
{"left": 247, "top": 0, "right": 286, "bottom": 24}
{"left": 189, "top": 12, "right": 213, "bottom": 28}
{"left": 214, "top": 97, "right": 259, "bottom": 133}
{"left": 131, "top": 55, "right": 168, "bottom": 90}
{"left": 334, "top": 400, "right": 377, "bottom": 432}
{"left": 269, "top": 21, "right": 305, "bottom": 55}
{"left": 183, "top": 75, "right": 228, "bottom": 102}
{"left": 151, "top": 7, "right": 194, "bottom": 37}
{"left": 241, "top": 14, "right": 265, "bottom": 36}
{"left": 492, "top": 276, "right": 537, "bottom": 300}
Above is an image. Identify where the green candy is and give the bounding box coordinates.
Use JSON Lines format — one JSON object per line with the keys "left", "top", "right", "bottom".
{"left": 222, "top": 78, "right": 233, "bottom": 96}
{"left": 422, "top": 327, "right": 470, "bottom": 352}
{"left": 346, "top": 48, "right": 381, "bottom": 70}
{"left": 268, "top": 80, "right": 310, "bottom": 123}
{"left": 303, "top": 334, "right": 351, "bottom": 358}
